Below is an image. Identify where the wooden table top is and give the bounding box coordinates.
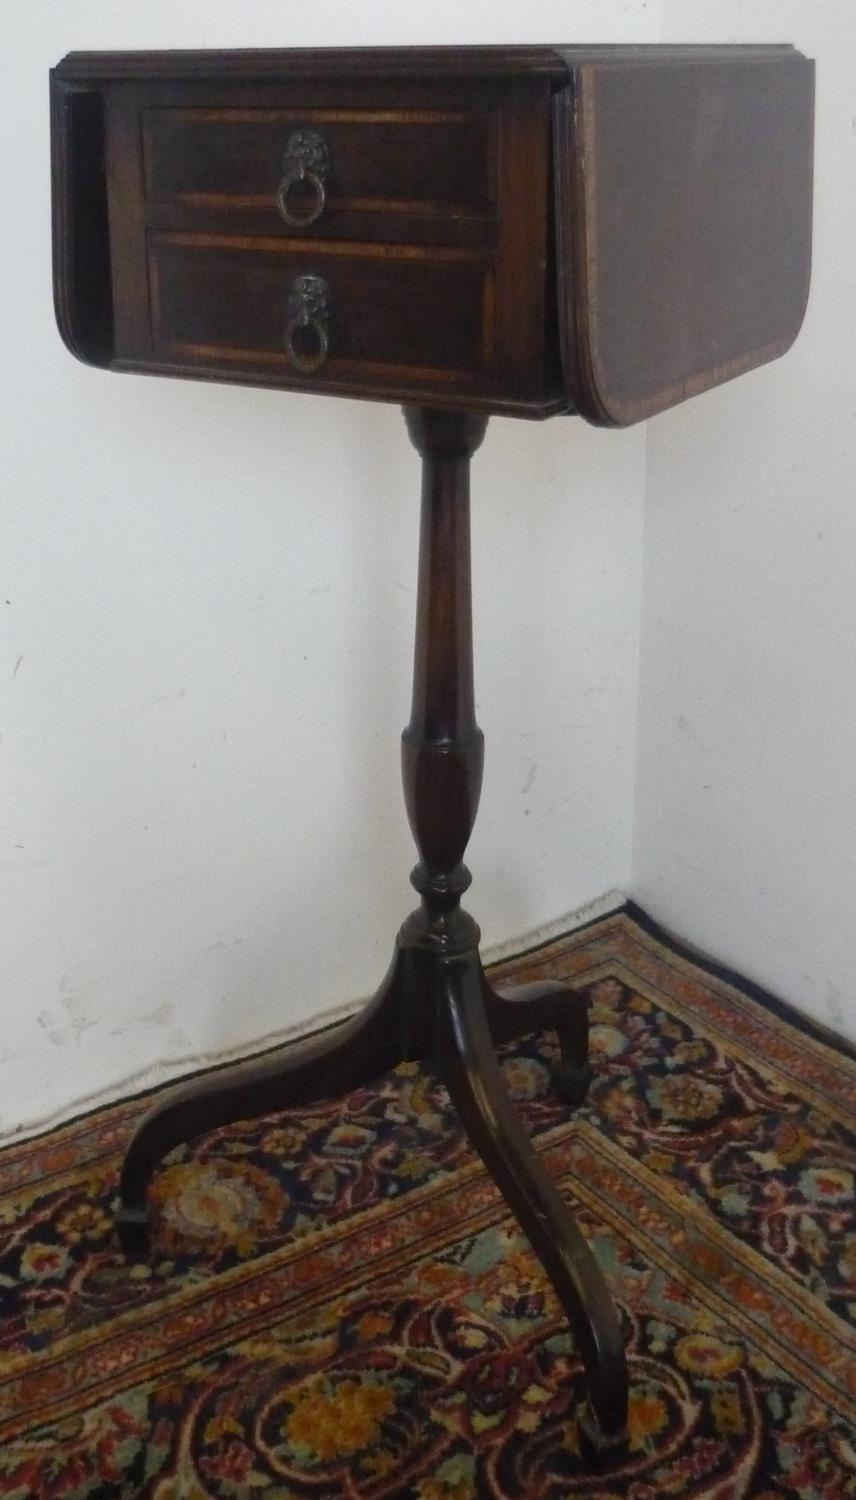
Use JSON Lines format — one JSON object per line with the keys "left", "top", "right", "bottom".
{"left": 52, "top": 45, "right": 814, "bottom": 425}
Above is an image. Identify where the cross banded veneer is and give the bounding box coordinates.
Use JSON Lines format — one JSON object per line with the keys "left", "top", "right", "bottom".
{"left": 50, "top": 43, "right": 814, "bottom": 1454}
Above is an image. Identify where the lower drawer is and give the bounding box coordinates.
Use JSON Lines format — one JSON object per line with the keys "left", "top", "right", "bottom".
{"left": 148, "top": 233, "right": 493, "bottom": 390}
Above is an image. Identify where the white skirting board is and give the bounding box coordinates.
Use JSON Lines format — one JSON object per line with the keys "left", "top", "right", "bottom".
{"left": 3, "top": 890, "right": 625, "bottom": 1147}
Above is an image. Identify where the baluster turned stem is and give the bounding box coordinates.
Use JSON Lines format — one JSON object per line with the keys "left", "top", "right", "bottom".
{"left": 401, "top": 409, "right": 488, "bottom": 944}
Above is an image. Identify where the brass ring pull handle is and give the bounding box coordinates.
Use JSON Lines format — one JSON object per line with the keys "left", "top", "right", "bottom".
{"left": 285, "top": 274, "right": 332, "bottom": 374}
{"left": 276, "top": 127, "right": 329, "bottom": 227}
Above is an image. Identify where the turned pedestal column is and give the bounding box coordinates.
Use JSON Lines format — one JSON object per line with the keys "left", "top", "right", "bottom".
{"left": 116, "top": 407, "right": 628, "bottom": 1449}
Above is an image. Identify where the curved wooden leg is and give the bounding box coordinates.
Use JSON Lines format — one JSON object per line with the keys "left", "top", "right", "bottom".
{"left": 116, "top": 950, "right": 409, "bottom": 1255}
{"left": 436, "top": 956, "right": 628, "bottom": 1451}
{"left": 483, "top": 977, "right": 594, "bottom": 1107}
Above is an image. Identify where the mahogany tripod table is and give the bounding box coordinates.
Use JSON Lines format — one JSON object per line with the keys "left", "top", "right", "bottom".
{"left": 51, "top": 43, "right": 813, "bottom": 1452}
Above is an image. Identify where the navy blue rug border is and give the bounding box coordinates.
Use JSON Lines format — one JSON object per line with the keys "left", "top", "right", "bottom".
{"left": 507, "top": 899, "right": 856, "bottom": 1066}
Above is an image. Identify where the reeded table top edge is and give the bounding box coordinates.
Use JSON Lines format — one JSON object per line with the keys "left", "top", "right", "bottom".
{"left": 52, "top": 42, "right": 803, "bottom": 84}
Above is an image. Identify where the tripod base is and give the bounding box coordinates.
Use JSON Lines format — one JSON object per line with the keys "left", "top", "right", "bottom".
{"left": 117, "top": 916, "right": 628, "bottom": 1449}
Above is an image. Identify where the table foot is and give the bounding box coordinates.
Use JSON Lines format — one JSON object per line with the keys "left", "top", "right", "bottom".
{"left": 483, "top": 977, "right": 594, "bottom": 1107}
{"left": 436, "top": 953, "right": 629, "bottom": 1446}
{"left": 578, "top": 1398, "right": 630, "bottom": 1461}
{"left": 116, "top": 951, "right": 408, "bottom": 1255}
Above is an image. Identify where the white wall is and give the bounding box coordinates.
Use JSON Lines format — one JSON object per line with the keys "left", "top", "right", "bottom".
{"left": 0, "top": 2, "right": 654, "bottom": 1136}
{"left": 635, "top": 2, "right": 856, "bottom": 1041}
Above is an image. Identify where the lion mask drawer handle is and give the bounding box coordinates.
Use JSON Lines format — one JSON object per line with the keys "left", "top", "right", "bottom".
{"left": 276, "top": 127, "right": 329, "bottom": 228}
{"left": 285, "top": 274, "right": 332, "bottom": 373}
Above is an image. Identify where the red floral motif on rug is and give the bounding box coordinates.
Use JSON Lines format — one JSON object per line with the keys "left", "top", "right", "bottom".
{"left": 0, "top": 906, "right": 854, "bottom": 1498}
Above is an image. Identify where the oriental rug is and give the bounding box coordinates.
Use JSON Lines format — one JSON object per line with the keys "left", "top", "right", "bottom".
{"left": 0, "top": 904, "right": 854, "bottom": 1498}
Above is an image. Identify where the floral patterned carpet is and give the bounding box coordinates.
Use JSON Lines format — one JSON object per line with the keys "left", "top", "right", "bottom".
{"left": 0, "top": 904, "right": 854, "bottom": 1498}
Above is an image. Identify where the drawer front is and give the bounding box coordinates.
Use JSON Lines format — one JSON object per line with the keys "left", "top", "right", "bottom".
{"left": 149, "top": 234, "right": 492, "bottom": 388}
{"left": 102, "top": 77, "right": 555, "bottom": 413}
{"left": 142, "top": 107, "right": 497, "bottom": 244}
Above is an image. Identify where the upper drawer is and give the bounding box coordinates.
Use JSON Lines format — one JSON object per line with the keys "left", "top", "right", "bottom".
{"left": 142, "top": 107, "right": 498, "bottom": 245}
